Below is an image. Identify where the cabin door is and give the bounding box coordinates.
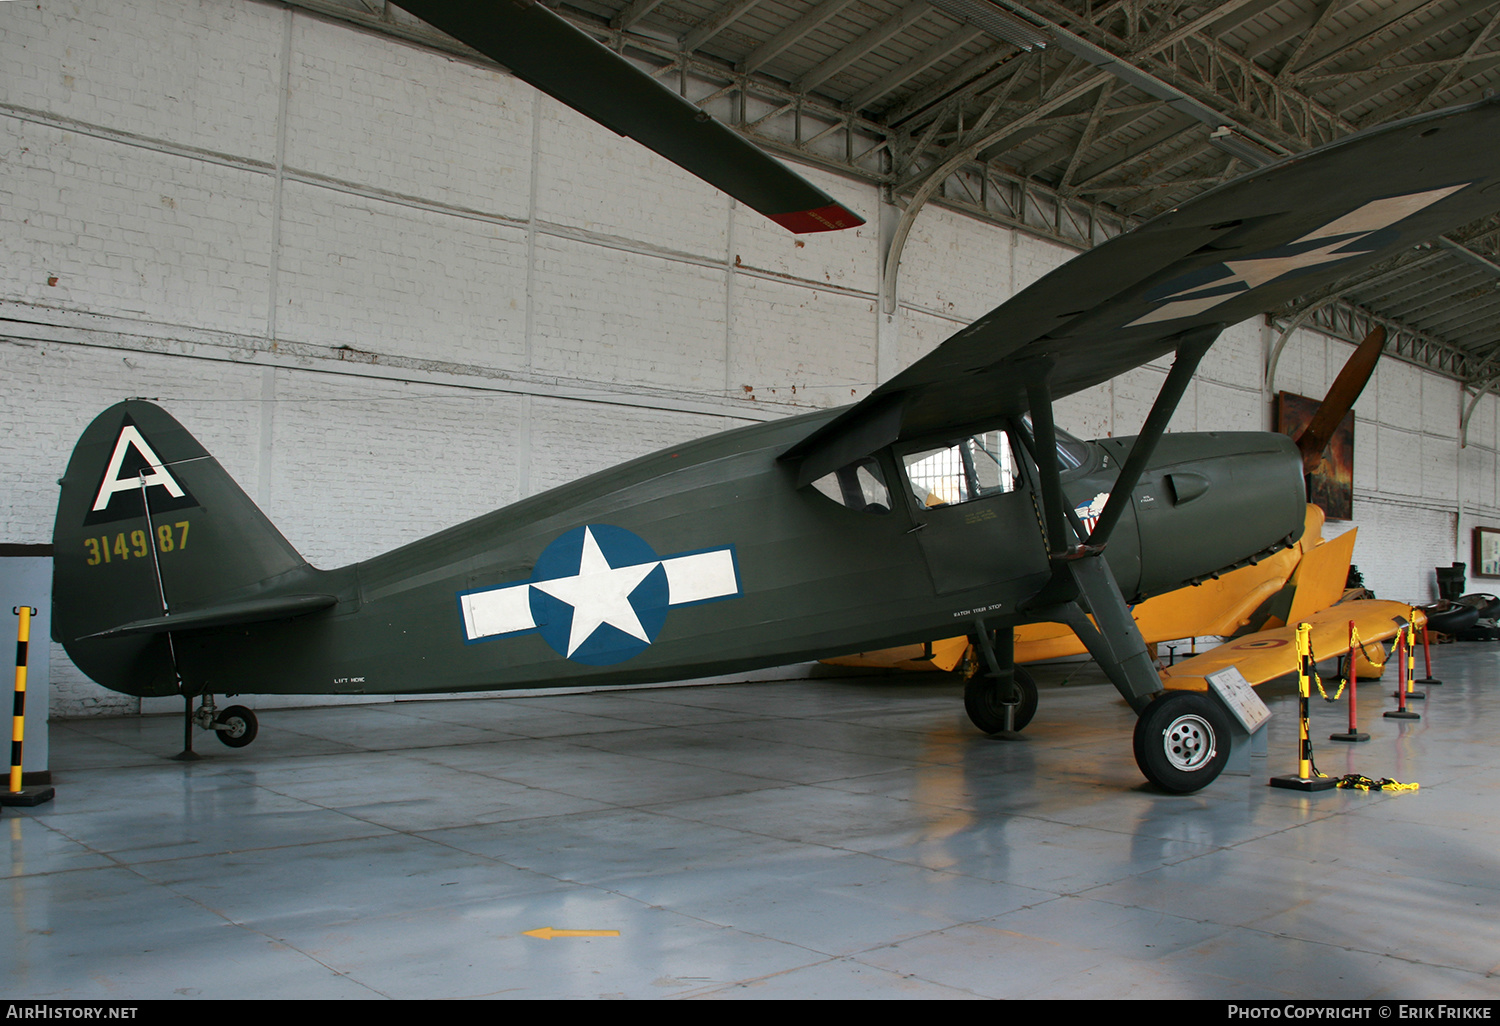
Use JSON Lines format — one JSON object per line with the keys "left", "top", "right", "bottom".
{"left": 900, "top": 428, "right": 1050, "bottom": 597}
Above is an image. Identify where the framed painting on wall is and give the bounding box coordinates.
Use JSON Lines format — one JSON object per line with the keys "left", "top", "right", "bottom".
{"left": 1275, "top": 391, "right": 1353, "bottom": 520}
{"left": 1473, "top": 527, "right": 1500, "bottom": 578}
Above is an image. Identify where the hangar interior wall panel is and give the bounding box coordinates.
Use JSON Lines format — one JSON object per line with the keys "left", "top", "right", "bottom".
{"left": 3, "top": 0, "right": 1497, "bottom": 716}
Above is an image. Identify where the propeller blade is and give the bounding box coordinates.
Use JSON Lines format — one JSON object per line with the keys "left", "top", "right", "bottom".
{"left": 1296, "top": 325, "right": 1386, "bottom": 473}
{"left": 392, "top": 1, "right": 864, "bottom": 234}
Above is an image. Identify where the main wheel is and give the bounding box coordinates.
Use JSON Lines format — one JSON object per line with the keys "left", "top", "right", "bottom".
{"left": 964, "top": 666, "right": 1038, "bottom": 734}
{"left": 1132, "top": 691, "right": 1229, "bottom": 793}
{"left": 214, "top": 705, "right": 259, "bottom": 749}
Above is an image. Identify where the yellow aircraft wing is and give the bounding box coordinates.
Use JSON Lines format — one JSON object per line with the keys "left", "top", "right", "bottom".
{"left": 822, "top": 505, "right": 1374, "bottom": 683}
{"left": 821, "top": 636, "right": 971, "bottom": 673}
{"left": 1158, "top": 600, "right": 1423, "bottom": 691}
{"left": 823, "top": 526, "right": 1309, "bottom": 668}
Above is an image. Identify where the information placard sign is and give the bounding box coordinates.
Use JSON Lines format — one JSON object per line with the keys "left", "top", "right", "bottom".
{"left": 1206, "top": 665, "right": 1270, "bottom": 733}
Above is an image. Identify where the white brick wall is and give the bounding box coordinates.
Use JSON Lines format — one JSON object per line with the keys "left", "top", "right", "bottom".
{"left": 275, "top": 181, "right": 531, "bottom": 365}
{"left": 899, "top": 204, "right": 1017, "bottom": 322}
{"left": 2, "top": 121, "right": 276, "bottom": 332}
{"left": 2, "top": 0, "right": 1490, "bottom": 718}
{"left": 729, "top": 276, "right": 877, "bottom": 407}
{"left": 531, "top": 234, "right": 729, "bottom": 390}
{"left": 527, "top": 398, "right": 733, "bottom": 496}
{"left": 285, "top": 15, "right": 534, "bottom": 218}
{"left": 0, "top": 0, "right": 283, "bottom": 158}
{"left": 263, "top": 373, "right": 531, "bottom": 565}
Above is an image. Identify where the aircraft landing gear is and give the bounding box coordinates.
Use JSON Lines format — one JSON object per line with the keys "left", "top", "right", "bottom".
{"left": 182, "top": 695, "right": 260, "bottom": 752}
{"left": 213, "top": 705, "right": 259, "bottom": 748}
{"left": 963, "top": 627, "right": 1036, "bottom": 734}
{"left": 964, "top": 666, "right": 1037, "bottom": 733}
{"left": 1132, "top": 691, "right": 1229, "bottom": 793}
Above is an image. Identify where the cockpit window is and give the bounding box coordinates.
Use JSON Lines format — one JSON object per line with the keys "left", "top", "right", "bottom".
{"left": 903, "top": 429, "right": 1018, "bottom": 508}
{"left": 1021, "top": 415, "right": 1090, "bottom": 472}
{"left": 809, "top": 457, "right": 892, "bottom": 515}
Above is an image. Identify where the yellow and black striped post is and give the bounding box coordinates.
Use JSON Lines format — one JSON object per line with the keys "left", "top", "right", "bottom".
{"left": 1271, "top": 622, "right": 1337, "bottom": 791}
{"left": 1384, "top": 623, "right": 1421, "bottom": 721}
{"left": 11, "top": 605, "right": 28, "bottom": 793}
{"left": 4, "top": 607, "right": 55, "bottom": 807}
{"left": 1393, "top": 617, "right": 1426, "bottom": 701}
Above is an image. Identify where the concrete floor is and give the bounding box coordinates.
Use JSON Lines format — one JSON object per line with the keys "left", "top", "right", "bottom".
{"left": 4, "top": 645, "right": 1500, "bottom": 1000}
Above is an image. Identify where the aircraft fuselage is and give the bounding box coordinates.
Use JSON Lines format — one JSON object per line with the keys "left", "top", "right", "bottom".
{"left": 152, "top": 409, "right": 1304, "bottom": 699}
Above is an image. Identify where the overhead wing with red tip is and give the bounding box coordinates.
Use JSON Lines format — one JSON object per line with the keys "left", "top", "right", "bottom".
{"left": 393, "top": 0, "right": 864, "bottom": 234}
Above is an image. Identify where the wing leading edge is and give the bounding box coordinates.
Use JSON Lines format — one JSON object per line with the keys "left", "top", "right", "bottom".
{"left": 1159, "top": 601, "right": 1421, "bottom": 693}
{"left": 786, "top": 97, "right": 1500, "bottom": 472}
{"left": 392, "top": 0, "right": 863, "bottom": 234}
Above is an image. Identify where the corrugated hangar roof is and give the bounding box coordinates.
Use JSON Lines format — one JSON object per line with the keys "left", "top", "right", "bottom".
{"left": 296, "top": 0, "right": 1500, "bottom": 402}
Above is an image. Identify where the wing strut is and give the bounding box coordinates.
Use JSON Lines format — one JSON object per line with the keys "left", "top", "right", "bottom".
{"left": 1087, "top": 324, "right": 1220, "bottom": 549}
{"left": 1024, "top": 368, "right": 1070, "bottom": 558}
{"left": 1019, "top": 325, "right": 1222, "bottom": 713}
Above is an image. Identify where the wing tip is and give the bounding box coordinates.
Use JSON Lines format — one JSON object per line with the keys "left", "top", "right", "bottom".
{"left": 769, "top": 203, "right": 866, "bottom": 234}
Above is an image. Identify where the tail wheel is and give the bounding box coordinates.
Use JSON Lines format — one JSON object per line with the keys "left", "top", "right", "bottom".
{"left": 1132, "top": 691, "right": 1229, "bottom": 793}
{"left": 214, "top": 705, "right": 259, "bottom": 749}
{"left": 964, "top": 666, "right": 1038, "bottom": 734}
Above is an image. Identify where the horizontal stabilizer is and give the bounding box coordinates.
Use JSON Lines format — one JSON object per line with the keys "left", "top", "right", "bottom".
{"left": 81, "top": 593, "right": 338, "bottom": 640}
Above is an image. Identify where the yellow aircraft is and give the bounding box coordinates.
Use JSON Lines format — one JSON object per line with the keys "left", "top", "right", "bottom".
{"left": 825, "top": 502, "right": 1421, "bottom": 690}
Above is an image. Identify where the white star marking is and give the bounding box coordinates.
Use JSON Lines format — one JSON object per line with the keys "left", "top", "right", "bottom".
{"left": 1127, "top": 184, "right": 1471, "bottom": 328}
{"left": 1219, "top": 237, "right": 1366, "bottom": 292}
{"left": 457, "top": 530, "right": 741, "bottom": 654}
{"left": 530, "top": 527, "right": 661, "bottom": 657}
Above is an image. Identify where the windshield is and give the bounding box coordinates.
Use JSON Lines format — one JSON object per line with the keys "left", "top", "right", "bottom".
{"left": 1021, "top": 415, "right": 1091, "bottom": 472}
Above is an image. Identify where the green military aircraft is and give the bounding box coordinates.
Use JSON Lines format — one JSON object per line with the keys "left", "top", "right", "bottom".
{"left": 49, "top": 1, "right": 1500, "bottom": 792}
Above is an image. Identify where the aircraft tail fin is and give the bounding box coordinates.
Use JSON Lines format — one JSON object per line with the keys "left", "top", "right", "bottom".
{"left": 52, "top": 400, "right": 316, "bottom": 697}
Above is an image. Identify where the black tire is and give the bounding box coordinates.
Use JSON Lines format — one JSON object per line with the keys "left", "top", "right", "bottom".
{"left": 964, "top": 666, "right": 1038, "bottom": 734}
{"left": 1457, "top": 593, "right": 1500, "bottom": 619}
{"left": 214, "top": 705, "right": 258, "bottom": 749}
{"left": 1132, "top": 691, "right": 1229, "bottom": 793}
{"left": 1426, "top": 602, "right": 1479, "bottom": 635}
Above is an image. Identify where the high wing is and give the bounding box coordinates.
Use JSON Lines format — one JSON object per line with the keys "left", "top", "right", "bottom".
{"left": 785, "top": 97, "right": 1500, "bottom": 481}
{"left": 391, "top": 1, "right": 862, "bottom": 234}
{"left": 1158, "top": 600, "right": 1421, "bottom": 692}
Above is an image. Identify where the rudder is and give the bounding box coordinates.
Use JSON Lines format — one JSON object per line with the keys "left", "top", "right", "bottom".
{"left": 53, "top": 401, "right": 312, "bottom": 697}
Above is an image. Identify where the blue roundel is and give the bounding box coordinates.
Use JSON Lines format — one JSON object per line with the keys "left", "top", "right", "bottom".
{"left": 528, "top": 524, "right": 669, "bottom": 666}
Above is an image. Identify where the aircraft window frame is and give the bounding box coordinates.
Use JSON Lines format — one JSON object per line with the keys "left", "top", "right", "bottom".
{"left": 900, "top": 428, "right": 1021, "bottom": 510}
{"left": 1019, "top": 415, "right": 1091, "bottom": 473}
{"left": 807, "top": 456, "right": 893, "bottom": 515}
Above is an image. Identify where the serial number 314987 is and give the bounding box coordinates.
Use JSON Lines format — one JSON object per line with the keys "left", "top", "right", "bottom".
{"left": 84, "top": 522, "right": 191, "bottom": 566}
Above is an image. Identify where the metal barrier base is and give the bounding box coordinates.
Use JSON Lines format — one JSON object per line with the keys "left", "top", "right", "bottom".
{"left": 1270, "top": 774, "right": 1339, "bottom": 791}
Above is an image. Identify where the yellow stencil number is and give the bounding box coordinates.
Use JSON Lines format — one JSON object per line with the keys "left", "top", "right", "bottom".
{"left": 157, "top": 522, "right": 189, "bottom": 552}
{"left": 84, "top": 521, "right": 191, "bottom": 567}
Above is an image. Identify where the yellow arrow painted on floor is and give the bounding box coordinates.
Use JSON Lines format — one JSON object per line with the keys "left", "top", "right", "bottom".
{"left": 524, "top": 927, "right": 621, "bottom": 940}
